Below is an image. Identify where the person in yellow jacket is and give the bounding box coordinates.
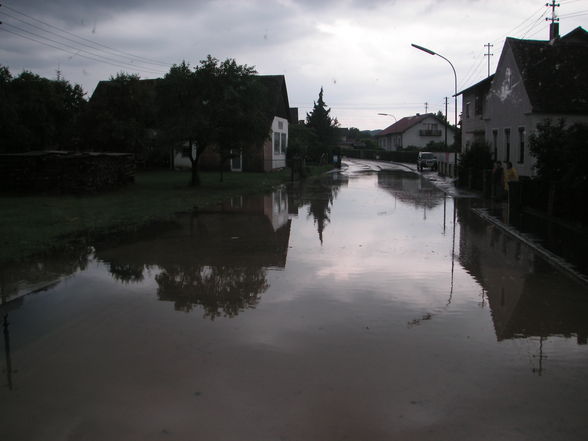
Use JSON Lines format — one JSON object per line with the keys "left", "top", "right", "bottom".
{"left": 503, "top": 161, "right": 519, "bottom": 192}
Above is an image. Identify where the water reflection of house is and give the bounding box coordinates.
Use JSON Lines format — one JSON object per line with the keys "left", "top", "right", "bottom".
{"left": 457, "top": 202, "right": 588, "bottom": 344}
{"left": 97, "top": 189, "right": 291, "bottom": 318}
{"left": 377, "top": 170, "right": 443, "bottom": 210}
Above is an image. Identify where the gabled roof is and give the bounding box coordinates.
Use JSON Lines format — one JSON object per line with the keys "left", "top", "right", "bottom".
{"left": 377, "top": 113, "right": 443, "bottom": 136}
{"left": 90, "top": 75, "right": 291, "bottom": 122}
{"left": 507, "top": 27, "right": 588, "bottom": 114}
{"left": 256, "top": 75, "right": 291, "bottom": 122}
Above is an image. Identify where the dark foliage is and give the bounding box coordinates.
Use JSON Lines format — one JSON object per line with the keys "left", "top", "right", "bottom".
{"left": 0, "top": 66, "right": 86, "bottom": 153}
{"left": 530, "top": 119, "right": 588, "bottom": 190}
{"left": 305, "top": 88, "right": 339, "bottom": 163}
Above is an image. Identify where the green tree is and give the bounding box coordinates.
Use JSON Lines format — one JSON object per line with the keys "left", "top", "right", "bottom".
{"left": 287, "top": 124, "right": 318, "bottom": 161}
{"left": 158, "top": 56, "right": 271, "bottom": 185}
{"left": 458, "top": 141, "right": 493, "bottom": 185}
{"left": 306, "top": 87, "right": 339, "bottom": 163}
{"left": 158, "top": 61, "right": 209, "bottom": 185}
{"left": 211, "top": 58, "right": 271, "bottom": 182}
{"left": 0, "top": 67, "right": 86, "bottom": 153}
{"left": 530, "top": 119, "right": 588, "bottom": 189}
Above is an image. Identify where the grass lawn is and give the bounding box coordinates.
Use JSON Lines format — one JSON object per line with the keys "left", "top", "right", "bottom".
{"left": 0, "top": 167, "right": 331, "bottom": 264}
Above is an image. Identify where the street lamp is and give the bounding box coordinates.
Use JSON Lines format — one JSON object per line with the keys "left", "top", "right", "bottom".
{"left": 411, "top": 43, "right": 458, "bottom": 172}
{"left": 377, "top": 113, "right": 397, "bottom": 122}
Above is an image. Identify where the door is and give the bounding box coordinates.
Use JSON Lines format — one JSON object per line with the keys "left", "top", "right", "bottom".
{"left": 230, "top": 149, "right": 242, "bottom": 172}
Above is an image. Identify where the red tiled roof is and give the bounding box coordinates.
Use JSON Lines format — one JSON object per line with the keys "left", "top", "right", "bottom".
{"left": 378, "top": 113, "right": 434, "bottom": 136}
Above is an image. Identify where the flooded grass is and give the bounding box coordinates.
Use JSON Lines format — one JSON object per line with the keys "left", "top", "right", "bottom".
{"left": 0, "top": 167, "right": 332, "bottom": 264}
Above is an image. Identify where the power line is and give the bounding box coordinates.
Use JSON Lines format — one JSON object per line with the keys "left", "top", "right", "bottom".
{"left": 0, "top": 26, "right": 164, "bottom": 76}
{"left": 519, "top": 9, "right": 549, "bottom": 38}
{"left": 1, "top": 22, "right": 166, "bottom": 75}
{"left": 0, "top": 3, "right": 171, "bottom": 68}
{"left": 0, "top": 9, "right": 170, "bottom": 72}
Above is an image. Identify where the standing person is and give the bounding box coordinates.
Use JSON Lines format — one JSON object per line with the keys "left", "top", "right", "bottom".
{"left": 503, "top": 161, "right": 519, "bottom": 194}
{"left": 492, "top": 161, "right": 503, "bottom": 199}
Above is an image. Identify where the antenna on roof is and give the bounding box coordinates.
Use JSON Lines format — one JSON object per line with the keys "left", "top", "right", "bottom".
{"left": 484, "top": 43, "right": 493, "bottom": 77}
{"left": 546, "top": 1, "right": 560, "bottom": 40}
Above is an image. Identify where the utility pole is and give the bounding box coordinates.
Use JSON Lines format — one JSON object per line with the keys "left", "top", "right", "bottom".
{"left": 444, "top": 97, "right": 448, "bottom": 150}
{"left": 546, "top": 1, "right": 560, "bottom": 39}
{"left": 484, "top": 43, "right": 493, "bottom": 77}
{"left": 424, "top": 102, "right": 428, "bottom": 113}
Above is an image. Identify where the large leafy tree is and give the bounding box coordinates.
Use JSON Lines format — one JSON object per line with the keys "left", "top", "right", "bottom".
{"left": 305, "top": 87, "right": 339, "bottom": 163}
{"left": 159, "top": 56, "right": 270, "bottom": 185}
{"left": 0, "top": 66, "right": 85, "bottom": 153}
{"left": 212, "top": 59, "right": 271, "bottom": 182}
{"left": 158, "top": 60, "right": 213, "bottom": 185}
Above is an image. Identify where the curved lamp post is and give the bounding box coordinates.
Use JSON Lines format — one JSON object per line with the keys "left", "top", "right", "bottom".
{"left": 411, "top": 43, "right": 458, "bottom": 172}
{"left": 377, "top": 112, "right": 397, "bottom": 122}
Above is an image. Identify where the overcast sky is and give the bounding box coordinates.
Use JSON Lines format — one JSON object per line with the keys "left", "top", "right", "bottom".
{"left": 1, "top": 0, "right": 586, "bottom": 130}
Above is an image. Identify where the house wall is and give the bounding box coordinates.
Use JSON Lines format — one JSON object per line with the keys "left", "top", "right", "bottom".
{"left": 484, "top": 42, "right": 536, "bottom": 177}
{"left": 173, "top": 116, "right": 289, "bottom": 173}
{"left": 378, "top": 134, "right": 402, "bottom": 151}
{"left": 483, "top": 42, "right": 588, "bottom": 177}
{"left": 265, "top": 116, "right": 288, "bottom": 171}
{"left": 402, "top": 116, "right": 455, "bottom": 149}
{"left": 461, "top": 88, "right": 489, "bottom": 151}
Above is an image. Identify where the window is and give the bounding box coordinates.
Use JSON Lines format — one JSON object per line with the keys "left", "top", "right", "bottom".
{"left": 465, "top": 102, "right": 471, "bottom": 118}
{"left": 474, "top": 94, "right": 482, "bottom": 115}
{"left": 280, "top": 133, "right": 287, "bottom": 154}
{"left": 278, "top": 121, "right": 284, "bottom": 130}
{"left": 504, "top": 128, "right": 511, "bottom": 162}
{"left": 518, "top": 127, "right": 525, "bottom": 164}
{"left": 492, "top": 129, "right": 498, "bottom": 160}
{"left": 273, "top": 132, "right": 280, "bottom": 153}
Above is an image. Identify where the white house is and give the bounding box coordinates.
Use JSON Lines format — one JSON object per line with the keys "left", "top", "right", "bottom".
{"left": 376, "top": 113, "right": 455, "bottom": 151}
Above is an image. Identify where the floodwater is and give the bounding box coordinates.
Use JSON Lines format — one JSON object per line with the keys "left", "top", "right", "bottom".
{"left": 2, "top": 160, "right": 588, "bottom": 441}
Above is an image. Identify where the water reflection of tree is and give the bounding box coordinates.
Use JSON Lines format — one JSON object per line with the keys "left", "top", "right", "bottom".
{"left": 155, "top": 264, "right": 268, "bottom": 319}
{"left": 97, "top": 199, "right": 292, "bottom": 319}
{"left": 290, "top": 173, "right": 347, "bottom": 244}
{"left": 108, "top": 262, "right": 146, "bottom": 284}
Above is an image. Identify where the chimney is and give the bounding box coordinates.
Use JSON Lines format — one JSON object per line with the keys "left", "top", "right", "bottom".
{"left": 549, "top": 22, "right": 560, "bottom": 41}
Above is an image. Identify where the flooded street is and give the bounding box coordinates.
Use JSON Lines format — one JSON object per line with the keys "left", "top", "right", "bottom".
{"left": 2, "top": 160, "right": 588, "bottom": 441}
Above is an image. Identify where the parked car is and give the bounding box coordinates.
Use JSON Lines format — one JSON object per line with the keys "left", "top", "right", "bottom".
{"left": 417, "top": 152, "right": 437, "bottom": 171}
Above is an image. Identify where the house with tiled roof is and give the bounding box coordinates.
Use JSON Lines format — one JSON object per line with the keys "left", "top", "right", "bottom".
{"left": 457, "top": 26, "right": 588, "bottom": 177}
{"left": 90, "top": 74, "right": 293, "bottom": 172}
{"left": 376, "top": 113, "right": 455, "bottom": 151}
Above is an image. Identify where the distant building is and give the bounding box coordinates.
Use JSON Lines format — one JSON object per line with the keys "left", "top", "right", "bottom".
{"left": 376, "top": 113, "right": 455, "bottom": 151}
{"left": 457, "top": 26, "right": 588, "bottom": 177}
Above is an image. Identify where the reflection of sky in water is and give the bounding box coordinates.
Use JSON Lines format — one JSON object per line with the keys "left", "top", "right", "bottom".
{"left": 2, "top": 167, "right": 588, "bottom": 441}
